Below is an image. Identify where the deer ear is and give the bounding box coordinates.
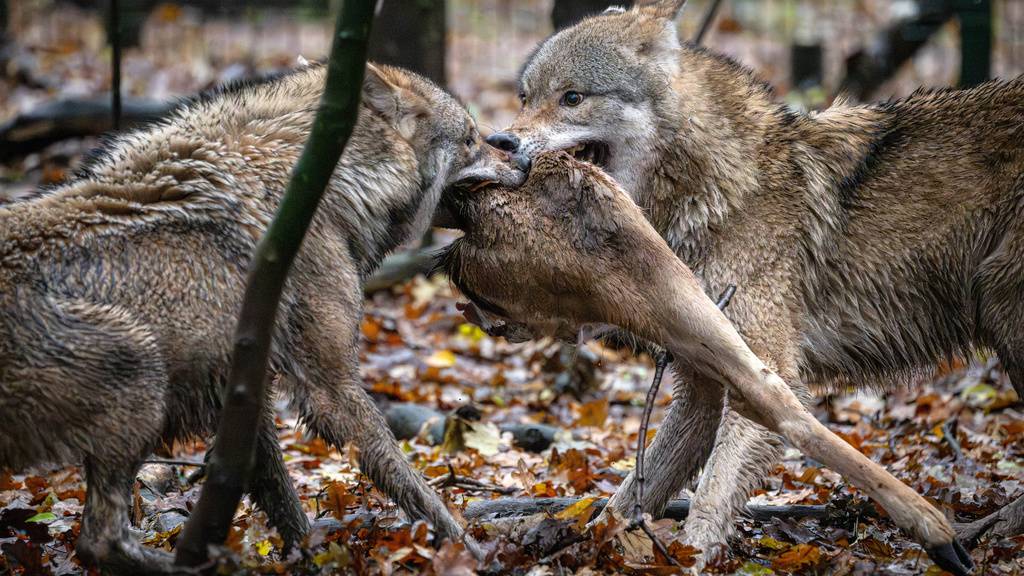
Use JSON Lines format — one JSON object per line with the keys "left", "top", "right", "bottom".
{"left": 363, "top": 63, "right": 429, "bottom": 140}
{"left": 635, "top": 0, "right": 687, "bottom": 21}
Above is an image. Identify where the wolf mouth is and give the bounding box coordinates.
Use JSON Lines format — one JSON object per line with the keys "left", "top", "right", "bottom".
{"left": 565, "top": 141, "right": 610, "bottom": 168}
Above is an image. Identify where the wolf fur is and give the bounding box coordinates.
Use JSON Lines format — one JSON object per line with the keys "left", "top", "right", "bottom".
{"left": 490, "top": 0, "right": 1024, "bottom": 564}
{"left": 0, "top": 63, "right": 522, "bottom": 573}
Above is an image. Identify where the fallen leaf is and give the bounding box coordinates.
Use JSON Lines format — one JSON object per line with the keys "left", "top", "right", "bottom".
{"left": 772, "top": 543, "right": 822, "bottom": 572}
{"left": 426, "top": 349, "right": 457, "bottom": 368}
{"left": 576, "top": 398, "right": 609, "bottom": 428}
{"left": 463, "top": 422, "right": 502, "bottom": 456}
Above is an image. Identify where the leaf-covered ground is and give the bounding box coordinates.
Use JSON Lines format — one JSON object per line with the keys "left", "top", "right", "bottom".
{"left": 2, "top": 275, "right": 1022, "bottom": 575}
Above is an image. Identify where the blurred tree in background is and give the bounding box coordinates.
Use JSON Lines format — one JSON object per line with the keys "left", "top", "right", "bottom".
{"left": 369, "top": 0, "right": 446, "bottom": 86}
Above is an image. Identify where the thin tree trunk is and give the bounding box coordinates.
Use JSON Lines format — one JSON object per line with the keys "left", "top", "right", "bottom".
{"left": 368, "top": 0, "right": 446, "bottom": 86}
{"left": 957, "top": 0, "right": 991, "bottom": 87}
{"left": 109, "top": 0, "right": 122, "bottom": 130}
{"left": 173, "top": 1, "right": 376, "bottom": 569}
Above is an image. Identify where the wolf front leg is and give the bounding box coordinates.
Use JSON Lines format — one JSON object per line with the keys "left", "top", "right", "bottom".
{"left": 606, "top": 360, "right": 723, "bottom": 518}
{"left": 248, "top": 409, "right": 311, "bottom": 548}
{"left": 291, "top": 300, "right": 466, "bottom": 547}
{"left": 681, "top": 315, "right": 807, "bottom": 564}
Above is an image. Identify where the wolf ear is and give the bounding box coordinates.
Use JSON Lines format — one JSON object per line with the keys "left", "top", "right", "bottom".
{"left": 363, "top": 63, "right": 429, "bottom": 140}
{"left": 635, "top": 0, "right": 687, "bottom": 21}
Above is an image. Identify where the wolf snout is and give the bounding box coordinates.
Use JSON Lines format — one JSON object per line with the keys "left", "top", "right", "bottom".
{"left": 485, "top": 131, "right": 531, "bottom": 174}
{"left": 485, "top": 131, "right": 520, "bottom": 153}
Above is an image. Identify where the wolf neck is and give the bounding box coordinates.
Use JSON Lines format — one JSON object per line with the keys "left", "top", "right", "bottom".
{"left": 636, "top": 47, "right": 782, "bottom": 270}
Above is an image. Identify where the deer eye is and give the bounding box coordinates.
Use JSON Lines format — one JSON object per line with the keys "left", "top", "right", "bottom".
{"left": 561, "top": 91, "right": 584, "bottom": 107}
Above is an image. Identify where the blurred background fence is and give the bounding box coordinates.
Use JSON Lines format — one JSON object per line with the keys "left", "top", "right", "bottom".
{"left": 1, "top": 0, "right": 1021, "bottom": 195}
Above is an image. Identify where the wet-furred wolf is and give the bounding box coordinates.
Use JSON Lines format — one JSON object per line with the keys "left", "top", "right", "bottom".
{"left": 485, "top": 0, "right": 1023, "bottom": 570}
{"left": 0, "top": 62, "right": 525, "bottom": 573}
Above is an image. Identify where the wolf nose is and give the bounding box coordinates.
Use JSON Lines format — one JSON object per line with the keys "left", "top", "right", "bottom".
{"left": 486, "top": 132, "right": 521, "bottom": 153}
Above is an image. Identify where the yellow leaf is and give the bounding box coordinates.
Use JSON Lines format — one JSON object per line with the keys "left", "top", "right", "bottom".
{"left": 256, "top": 539, "right": 273, "bottom": 556}
{"left": 555, "top": 497, "right": 599, "bottom": 528}
{"left": 576, "top": 398, "right": 609, "bottom": 427}
{"left": 313, "top": 542, "right": 350, "bottom": 568}
{"left": 457, "top": 323, "right": 486, "bottom": 342}
{"left": 961, "top": 383, "right": 996, "bottom": 408}
{"left": 426, "top": 349, "right": 457, "bottom": 368}
{"left": 756, "top": 536, "right": 788, "bottom": 551}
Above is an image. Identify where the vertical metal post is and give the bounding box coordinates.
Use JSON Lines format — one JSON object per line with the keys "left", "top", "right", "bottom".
{"left": 110, "top": 0, "right": 122, "bottom": 130}
{"left": 958, "top": 0, "right": 992, "bottom": 87}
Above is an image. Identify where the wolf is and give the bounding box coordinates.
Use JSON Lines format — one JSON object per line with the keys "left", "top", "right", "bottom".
{"left": 0, "top": 63, "right": 525, "bottom": 573}
{"left": 441, "top": 152, "right": 974, "bottom": 575}
{"left": 484, "top": 0, "right": 1022, "bottom": 570}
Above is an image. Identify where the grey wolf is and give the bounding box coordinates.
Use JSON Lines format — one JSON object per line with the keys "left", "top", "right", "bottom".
{"left": 485, "top": 0, "right": 1022, "bottom": 571}
{"left": 0, "top": 63, "right": 523, "bottom": 573}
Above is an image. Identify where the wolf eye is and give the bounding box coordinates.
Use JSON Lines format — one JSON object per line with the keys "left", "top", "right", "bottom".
{"left": 561, "top": 91, "right": 584, "bottom": 107}
{"left": 464, "top": 137, "right": 474, "bottom": 147}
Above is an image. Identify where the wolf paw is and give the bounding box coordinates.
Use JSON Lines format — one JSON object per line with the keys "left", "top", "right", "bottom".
{"left": 81, "top": 538, "right": 176, "bottom": 576}
{"left": 679, "top": 530, "right": 731, "bottom": 572}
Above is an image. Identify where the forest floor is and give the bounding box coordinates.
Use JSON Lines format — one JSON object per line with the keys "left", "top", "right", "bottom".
{"left": 2, "top": 275, "right": 1022, "bottom": 575}
{"left": 1, "top": 4, "right": 1023, "bottom": 575}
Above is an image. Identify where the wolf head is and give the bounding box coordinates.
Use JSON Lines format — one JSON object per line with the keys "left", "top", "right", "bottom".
{"left": 487, "top": 0, "right": 688, "bottom": 197}
{"left": 362, "top": 64, "right": 527, "bottom": 235}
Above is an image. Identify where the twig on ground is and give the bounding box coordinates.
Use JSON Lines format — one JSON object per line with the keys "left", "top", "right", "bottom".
{"left": 629, "top": 348, "right": 681, "bottom": 568}
{"left": 464, "top": 497, "right": 826, "bottom": 522}
{"left": 537, "top": 532, "right": 589, "bottom": 565}
{"left": 942, "top": 419, "right": 965, "bottom": 461}
{"left": 428, "top": 462, "right": 517, "bottom": 494}
{"left": 143, "top": 459, "right": 207, "bottom": 468}
{"left": 185, "top": 467, "right": 207, "bottom": 486}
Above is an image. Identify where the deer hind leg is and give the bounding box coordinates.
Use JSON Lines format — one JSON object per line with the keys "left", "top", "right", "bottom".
{"left": 722, "top": 364, "right": 973, "bottom": 575}
{"left": 679, "top": 337, "right": 804, "bottom": 564}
